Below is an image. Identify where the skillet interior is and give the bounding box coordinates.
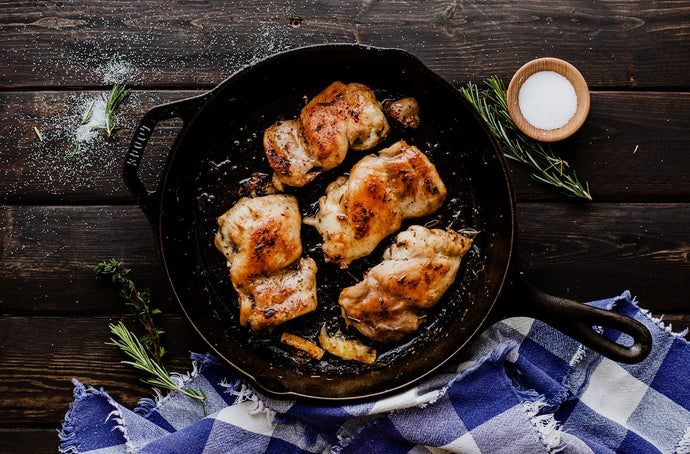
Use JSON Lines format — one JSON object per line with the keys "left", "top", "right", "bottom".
{"left": 157, "top": 45, "right": 514, "bottom": 400}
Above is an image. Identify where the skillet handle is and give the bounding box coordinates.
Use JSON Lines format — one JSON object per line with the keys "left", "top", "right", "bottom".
{"left": 509, "top": 271, "right": 652, "bottom": 364}
{"left": 124, "top": 94, "right": 208, "bottom": 224}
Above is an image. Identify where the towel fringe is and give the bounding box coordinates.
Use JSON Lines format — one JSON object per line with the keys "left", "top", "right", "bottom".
{"left": 523, "top": 399, "right": 564, "bottom": 453}
{"left": 104, "top": 393, "right": 136, "bottom": 453}
{"left": 675, "top": 424, "right": 690, "bottom": 454}
{"left": 331, "top": 419, "right": 378, "bottom": 453}
{"left": 229, "top": 382, "right": 277, "bottom": 423}
{"left": 639, "top": 307, "right": 690, "bottom": 342}
{"left": 58, "top": 380, "right": 84, "bottom": 453}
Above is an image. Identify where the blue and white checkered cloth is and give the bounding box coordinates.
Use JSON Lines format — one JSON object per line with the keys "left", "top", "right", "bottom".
{"left": 60, "top": 291, "right": 690, "bottom": 453}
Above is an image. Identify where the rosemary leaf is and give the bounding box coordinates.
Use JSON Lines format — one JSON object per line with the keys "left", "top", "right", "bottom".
{"left": 461, "top": 76, "right": 592, "bottom": 200}
{"left": 107, "top": 321, "right": 207, "bottom": 414}
{"left": 80, "top": 100, "right": 96, "bottom": 125}
{"left": 34, "top": 126, "right": 43, "bottom": 141}
{"left": 69, "top": 140, "right": 80, "bottom": 158}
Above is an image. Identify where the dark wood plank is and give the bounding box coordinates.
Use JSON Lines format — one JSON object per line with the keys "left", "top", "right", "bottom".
{"left": 1, "top": 1, "right": 690, "bottom": 89}
{"left": 0, "top": 204, "right": 177, "bottom": 314}
{"left": 518, "top": 203, "right": 690, "bottom": 310}
{"left": 0, "top": 90, "right": 200, "bottom": 204}
{"left": 0, "top": 315, "right": 206, "bottom": 427}
{"left": 2, "top": 203, "right": 690, "bottom": 314}
{"left": 1, "top": 91, "right": 690, "bottom": 204}
{"left": 0, "top": 429, "right": 58, "bottom": 454}
{"left": 510, "top": 91, "right": 690, "bottom": 202}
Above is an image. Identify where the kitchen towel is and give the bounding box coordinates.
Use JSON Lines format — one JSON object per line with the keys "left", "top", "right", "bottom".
{"left": 59, "top": 291, "right": 690, "bottom": 453}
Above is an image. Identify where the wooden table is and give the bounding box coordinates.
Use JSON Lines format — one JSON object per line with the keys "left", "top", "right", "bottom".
{"left": 1, "top": 1, "right": 689, "bottom": 451}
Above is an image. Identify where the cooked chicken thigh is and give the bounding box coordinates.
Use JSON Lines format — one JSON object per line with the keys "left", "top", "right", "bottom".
{"left": 339, "top": 226, "right": 473, "bottom": 343}
{"left": 234, "top": 258, "right": 318, "bottom": 331}
{"left": 214, "top": 194, "right": 318, "bottom": 330}
{"left": 382, "top": 97, "right": 420, "bottom": 132}
{"left": 264, "top": 81, "right": 390, "bottom": 188}
{"left": 303, "top": 140, "right": 447, "bottom": 268}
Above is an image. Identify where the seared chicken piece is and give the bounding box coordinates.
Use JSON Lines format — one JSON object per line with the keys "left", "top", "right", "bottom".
{"left": 382, "top": 97, "right": 420, "bottom": 132}
{"left": 214, "top": 194, "right": 318, "bottom": 330}
{"left": 264, "top": 81, "right": 390, "bottom": 188}
{"left": 236, "top": 258, "right": 318, "bottom": 330}
{"left": 339, "top": 226, "right": 473, "bottom": 343}
{"left": 304, "top": 140, "right": 446, "bottom": 268}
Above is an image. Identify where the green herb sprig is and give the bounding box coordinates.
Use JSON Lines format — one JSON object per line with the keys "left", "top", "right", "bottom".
{"left": 92, "top": 82, "right": 131, "bottom": 137}
{"left": 80, "top": 100, "right": 96, "bottom": 126}
{"left": 461, "top": 76, "right": 592, "bottom": 200}
{"left": 95, "top": 259, "right": 166, "bottom": 365}
{"left": 107, "top": 321, "right": 207, "bottom": 414}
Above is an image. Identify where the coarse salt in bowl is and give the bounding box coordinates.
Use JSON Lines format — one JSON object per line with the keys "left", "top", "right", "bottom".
{"left": 507, "top": 57, "right": 590, "bottom": 142}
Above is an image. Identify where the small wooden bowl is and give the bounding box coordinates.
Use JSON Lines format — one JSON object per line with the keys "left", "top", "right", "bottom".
{"left": 506, "top": 57, "right": 590, "bottom": 142}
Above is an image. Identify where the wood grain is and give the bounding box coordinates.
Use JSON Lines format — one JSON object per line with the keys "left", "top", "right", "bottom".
{"left": 0, "top": 315, "right": 206, "bottom": 427}
{"left": 518, "top": 203, "right": 690, "bottom": 310}
{"left": 0, "top": 204, "right": 177, "bottom": 314}
{"left": 1, "top": 91, "right": 689, "bottom": 204}
{"left": 1, "top": 1, "right": 689, "bottom": 89}
{"left": 0, "top": 429, "right": 58, "bottom": 454}
{"left": 0, "top": 90, "right": 198, "bottom": 204}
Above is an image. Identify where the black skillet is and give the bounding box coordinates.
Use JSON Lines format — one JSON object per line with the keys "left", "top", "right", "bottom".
{"left": 124, "top": 44, "right": 651, "bottom": 401}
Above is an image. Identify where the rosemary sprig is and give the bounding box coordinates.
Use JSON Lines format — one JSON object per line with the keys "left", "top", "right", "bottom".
{"left": 107, "top": 321, "right": 207, "bottom": 414}
{"left": 92, "top": 82, "right": 131, "bottom": 137}
{"left": 69, "top": 140, "right": 80, "bottom": 158}
{"left": 80, "top": 100, "right": 96, "bottom": 125}
{"left": 461, "top": 76, "right": 592, "bottom": 200}
{"left": 94, "top": 259, "right": 166, "bottom": 365}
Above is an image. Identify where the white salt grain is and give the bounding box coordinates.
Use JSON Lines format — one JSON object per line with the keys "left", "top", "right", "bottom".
{"left": 75, "top": 97, "right": 107, "bottom": 145}
{"left": 518, "top": 71, "right": 577, "bottom": 130}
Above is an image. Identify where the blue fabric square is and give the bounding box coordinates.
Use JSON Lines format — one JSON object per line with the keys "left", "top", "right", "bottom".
{"left": 141, "top": 417, "right": 213, "bottom": 454}
{"left": 559, "top": 400, "right": 628, "bottom": 451}
{"left": 617, "top": 430, "right": 661, "bottom": 454}
{"left": 447, "top": 358, "right": 517, "bottom": 430}
{"left": 389, "top": 394, "right": 469, "bottom": 446}
{"left": 70, "top": 393, "right": 125, "bottom": 451}
{"left": 650, "top": 337, "right": 690, "bottom": 411}
{"left": 512, "top": 337, "right": 570, "bottom": 401}
{"left": 287, "top": 402, "right": 357, "bottom": 432}
{"left": 342, "top": 418, "right": 413, "bottom": 454}
{"left": 525, "top": 319, "right": 582, "bottom": 364}
{"left": 627, "top": 385, "right": 690, "bottom": 454}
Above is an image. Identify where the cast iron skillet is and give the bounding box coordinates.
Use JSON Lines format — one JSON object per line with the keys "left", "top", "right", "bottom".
{"left": 124, "top": 44, "right": 651, "bottom": 401}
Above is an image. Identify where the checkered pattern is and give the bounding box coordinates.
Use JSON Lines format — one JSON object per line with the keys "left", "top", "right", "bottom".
{"left": 59, "top": 291, "right": 690, "bottom": 453}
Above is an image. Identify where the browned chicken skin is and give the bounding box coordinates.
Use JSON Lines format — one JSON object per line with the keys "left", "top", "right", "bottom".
{"left": 339, "top": 226, "right": 473, "bottom": 343}
{"left": 303, "top": 140, "right": 447, "bottom": 268}
{"left": 214, "top": 194, "right": 318, "bottom": 330}
{"left": 382, "top": 97, "right": 420, "bottom": 132}
{"left": 264, "top": 81, "right": 390, "bottom": 188}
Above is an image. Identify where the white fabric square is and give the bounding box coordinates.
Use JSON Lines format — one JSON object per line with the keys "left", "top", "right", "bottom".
{"left": 580, "top": 357, "right": 649, "bottom": 427}
{"left": 502, "top": 317, "right": 535, "bottom": 337}
{"left": 215, "top": 401, "right": 276, "bottom": 436}
{"left": 438, "top": 431, "right": 482, "bottom": 453}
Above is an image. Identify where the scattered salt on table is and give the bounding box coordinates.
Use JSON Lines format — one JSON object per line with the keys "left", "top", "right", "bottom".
{"left": 518, "top": 71, "right": 577, "bottom": 130}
